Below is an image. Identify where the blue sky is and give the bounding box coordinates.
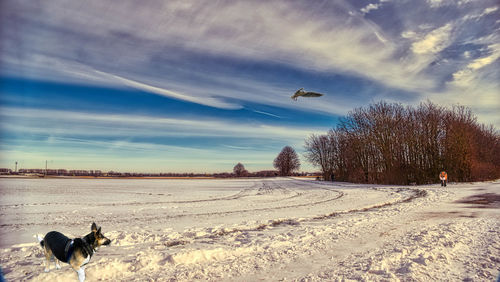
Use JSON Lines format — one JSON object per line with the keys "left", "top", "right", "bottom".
{"left": 0, "top": 0, "right": 499, "bottom": 173}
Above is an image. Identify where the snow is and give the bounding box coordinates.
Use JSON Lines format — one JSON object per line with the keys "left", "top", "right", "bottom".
{"left": 0, "top": 177, "right": 498, "bottom": 281}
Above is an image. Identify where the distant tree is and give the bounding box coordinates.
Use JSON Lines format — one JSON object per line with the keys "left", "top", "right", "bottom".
{"left": 274, "top": 146, "right": 301, "bottom": 176}
{"left": 233, "top": 162, "right": 248, "bottom": 177}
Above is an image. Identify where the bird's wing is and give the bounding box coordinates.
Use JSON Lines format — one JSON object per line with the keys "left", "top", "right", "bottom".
{"left": 302, "top": 92, "right": 324, "bottom": 97}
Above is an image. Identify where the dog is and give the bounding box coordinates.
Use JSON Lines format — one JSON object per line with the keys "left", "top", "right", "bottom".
{"left": 36, "top": 222, "right": 111, "bottom": 282}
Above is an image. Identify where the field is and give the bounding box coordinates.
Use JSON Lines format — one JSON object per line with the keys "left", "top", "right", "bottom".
{"left": 0, "top": 178, "right": 499, "bottom": 281}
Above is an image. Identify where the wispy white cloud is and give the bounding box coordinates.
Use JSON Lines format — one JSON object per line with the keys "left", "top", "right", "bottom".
{"left": 0, "top": 106, "right": 323, "bottom": 171}
{"left": 221, "top": 144, "right": 256, "bottom": 150}
{"left": 0, "top": 141, "right": 283, "bottom": 173}
{"left": 0, "top": 107, "right": 327, "bottom": 141}
{"left": 427, "top": 0, "right": 449, "bottom": 8}
{"left": 463, "top": 6, "right": 499, "bottom": 21}
{"left": 411, "top": 24, "right": 453, "bottom": 55}
{"left": 361, "top": 3, "right": 380, "bottom": 14}
{"left": 1, "top": 0, "right": 499, "bottom": 127}
{"left": 93, "top": 70, "right": 242, "bottom": 109}
{"left": 0, "top": 0, "right": 430, "bottom": 106}
{"left": 451, "top": 44, "right": 500, "bottom": 86}
{"left": 427, "top": 0, "right": 473, "bottom": 8}
{"left": 252, "top": 110, "right": 282, "bottom": 119}
{"left": 423, "top": 42, "right": 500, "bottom": 126}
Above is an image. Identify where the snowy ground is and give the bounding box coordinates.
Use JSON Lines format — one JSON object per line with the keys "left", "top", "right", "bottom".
{"left": 0, "top": 177, "right": 498, "bottom": 281}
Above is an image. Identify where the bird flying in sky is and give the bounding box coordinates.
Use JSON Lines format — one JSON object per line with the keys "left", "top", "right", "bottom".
{"left": 291, "top": 88, "right": 324, "bottom": 100}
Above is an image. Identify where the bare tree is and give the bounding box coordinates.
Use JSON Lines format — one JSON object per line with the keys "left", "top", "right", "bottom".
{"left": 274, "top": 146, "right": 300, "bottom": 176}
{"left": 304, "top": 132, "right": 337, "bottom": 181}
{"left": 304, "top": 101, "right": 500, "bottom": 185}
{"left": 233, "top": 162, "right": 248, "bottom": 177}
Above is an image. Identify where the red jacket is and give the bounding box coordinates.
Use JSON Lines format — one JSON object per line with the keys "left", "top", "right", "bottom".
{"left": 439, "top": 171, "right": 447, "bottom": 180}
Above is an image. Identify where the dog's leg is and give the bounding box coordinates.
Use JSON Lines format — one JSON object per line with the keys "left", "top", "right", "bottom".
{"left": 43, "top": 249, "right": 52, "bottom": 272}
{"left": 54, "top": 259, "right": 61, "bottom": 270}
{"left": 76, "top": 267, "right": 85, "bottom": 282}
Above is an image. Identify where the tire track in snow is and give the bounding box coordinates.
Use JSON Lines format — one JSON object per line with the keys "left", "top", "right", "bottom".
{"left": 0, "top": 180, "right": 285, "bottom": 209}
{"left": 104, "top": 187, "right": 425, "bottom": 253}
{"left": 0, "top": 180, "right": 427, "bottom": 241}
{"left": 0, "top": 179, "right": 339, "bottom": 228}
{"left": 157, "top": 185, "right": 427, "bottom": 248}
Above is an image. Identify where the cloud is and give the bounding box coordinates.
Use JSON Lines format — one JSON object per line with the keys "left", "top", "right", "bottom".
{"left": 0, "top": 106, "right": 326, "bottom": 171}
{"left": 426, "top": 0, "right": 449, "bottom": 8}
{"left": 0, "top": 140, "right": 282, "bottom": 172}
{"left": 421, "top": 42, "right": 500, "bottom": 126}
{"left": 451, "top": 44, "right": 500, "bottom": 86}
{"left": 252, "top": 110, "right": 282, "bottom": 119}
{"left": 361, "top": 3, "right": 380, "bottom": 14}
{"left": 221, "top": 144, "right": 256, "bottom": 150}
{"left": 411, "top": 23, "right": 453, "bottom": 54}
{"left": 463, "top": 6, "right": 499, "bottom": 21}
{"left": 483, "top": 6, "right": 498, "bottom": 14}
{"left": 93, "top": 70, "right": 242, "bottom": 109}
{"left": 0, "top": 106, "right": 327, "bottom": 141}
{"left": 0, "top": 0, "right": 425, "bottom": 103}
{"left": 1, "top": 0, "right": 498, "bottom": 127}
{"left": 427, "top": 0, "right": 472, "bottom": 8}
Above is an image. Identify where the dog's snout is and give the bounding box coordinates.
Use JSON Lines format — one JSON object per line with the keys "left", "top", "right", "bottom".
{"left": 103, "top": 239, "right": 111, "bottom": 245}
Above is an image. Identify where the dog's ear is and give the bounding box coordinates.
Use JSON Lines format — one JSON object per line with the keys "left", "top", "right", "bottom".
{"left": 97, "top": 227, "right": 102, "bottom": 235}
{"left": 91, "top": 222, "right": 97, "bottom": 232}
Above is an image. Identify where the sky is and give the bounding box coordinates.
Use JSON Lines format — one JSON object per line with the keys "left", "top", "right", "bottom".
{"left": 0, "top": 0, "right": 499, "bottom": 173}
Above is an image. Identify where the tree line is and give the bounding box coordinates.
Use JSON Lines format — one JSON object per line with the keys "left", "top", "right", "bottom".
{"left": 305, "top": 101, "right": 500, "bottom": 185}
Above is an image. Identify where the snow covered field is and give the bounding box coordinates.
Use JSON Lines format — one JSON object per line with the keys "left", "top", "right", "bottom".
{"left": 0, "top": 177, "right": 498, "bottom": 281}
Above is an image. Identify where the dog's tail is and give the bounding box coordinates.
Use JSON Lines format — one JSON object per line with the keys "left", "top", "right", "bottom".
{"left": 34, "top": 234, "right": 44, "bottom": 247}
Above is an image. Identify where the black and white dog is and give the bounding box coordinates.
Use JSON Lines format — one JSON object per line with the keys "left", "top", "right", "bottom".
{"left": 36, "top": 222, "right": 111, "bottom": 282}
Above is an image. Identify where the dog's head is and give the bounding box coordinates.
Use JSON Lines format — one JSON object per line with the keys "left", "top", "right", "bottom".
{"left": 90, "top": 222, "right": 111, "bottom": 249}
